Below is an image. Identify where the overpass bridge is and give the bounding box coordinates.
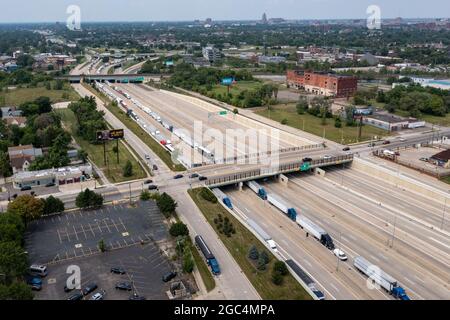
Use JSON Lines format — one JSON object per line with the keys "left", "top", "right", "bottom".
{"left": 204, "top": 154, "right": 354, "bottom": 188}
{"left": 57, "top": 74, "right": 164, "bottom": 83}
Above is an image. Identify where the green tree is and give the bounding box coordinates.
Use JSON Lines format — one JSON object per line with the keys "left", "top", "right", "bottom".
{"left": 257, "top": 256, "right": 267, "bottom": 271}
{"left": 140, "top": 191, "right": 151, "bottom": 201}
{"left": 0, "top": 282, "right": 33, "bottom": 300}
{"left": 0, "top": 242, "right": 28, "bottom": 281}
{"left": 248, "top": 245, "right": 259, "bottom": 261}
{"left": 271, "top": 270, "right": 284, "bottom": 285}
{"left": 98, "top": 239, "right": 106, "bottom": 252}
{"left": 169, "top": 222, "right": 190, "bottom": 237}
{"left": 42, "top": 196, "right": 65, "bottom": 215}
{"left": 0, "top": 151, "right": 12, "bottom": 177}
{"left": 281, "top": 118, "right": 288, "bottom": 125}
{"left": 7, "top": 195, "right": 44, "bottom": 225}
{"left": 182, "top": 250, "right": 194, "bottom": 274}
{"left": 157, "top": 193, "right": 178, "bottom": 217}
{"left": 273, "top": 261, "right": 289, "bottom": 276}
{"left": 260, "top": 250, "right": 270, "bottom": 265}
{"left": 334, "top": 117, "right": 342, "bottom": 128}
{"left": 77, "top": 149, "right": 88, "bottom": 164}
{"left": 75, "top": 189, "right": 103, "bottom": 209}
{"left": 296, "top": 96, "right": 308, "bottom": 114}
{"left": 123, "top": 160, "right": 133, "bottom": 177}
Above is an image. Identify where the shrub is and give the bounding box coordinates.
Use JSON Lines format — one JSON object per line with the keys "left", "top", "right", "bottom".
{"left": 248, "top": 245, "right": 259, "bottom": 261}
{"left": 200, "top": 188, "right": 217, "bottom": 203}
{"left": 271, "top": 271, "right": 284, "bottom": 285}
{"left": 169, "top": 222, "right": 190, "bottom": 237}
{"left": 273, "top": 261, "right": 289, "bottom": 276}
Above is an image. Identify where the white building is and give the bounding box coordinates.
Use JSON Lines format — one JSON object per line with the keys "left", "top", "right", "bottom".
{"left": 202, "top": 46, "right": 221, "bottom": 62}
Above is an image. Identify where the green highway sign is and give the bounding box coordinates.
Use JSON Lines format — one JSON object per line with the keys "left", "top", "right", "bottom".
{"left": 219, "top": 111, "right": 228, "bottom": 116}
{"left": 300, "top": 163, "right": 311, "bottom": 172}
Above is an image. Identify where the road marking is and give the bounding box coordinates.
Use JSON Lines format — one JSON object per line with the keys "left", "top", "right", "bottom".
{"left": 88, "top": 223, "right": 95, "bottom": 237}
{"left": 73, "top": 225, "right": 79, "bottom": 241}
{"left": 303, "top": 259, "right": 312, "bottom": 268}
{"left": 428, "top": 237, "right": 450, "bottom": 250}
{"left": 403, "top": 277, "right": 416, "bottom": 286}
{"left": 57, "top": 229, "right": 63, "bottom": 244}
{"left": 329, "top": 283, "right": 340, "bottom": 292}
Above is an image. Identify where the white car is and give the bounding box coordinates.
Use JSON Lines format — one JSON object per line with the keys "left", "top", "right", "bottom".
{"left": 333, "top": 249, "right": 348, "bottom": 261}
{"left": 323, "top": 155, "right": 333, "bottom": 160}
{"left": 90, "top": 290, "right": 106, "bottom": 300}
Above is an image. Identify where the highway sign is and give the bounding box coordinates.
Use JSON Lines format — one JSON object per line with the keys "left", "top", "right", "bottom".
{"left": 219, "top": 111, "right": 228, "bottom": 116}
{"left": 300, "top": 163, "right": 311, "bottom": 171}
{"left": 221, "top": 77, "right": 234, "bottom": 85}
{"left": 96, "top": 129, "right": 124, "bottom": 141}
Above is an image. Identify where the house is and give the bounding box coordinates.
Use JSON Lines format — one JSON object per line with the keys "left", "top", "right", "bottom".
{"left": 8, "top": 145, "right": 43, "bottom": 173}
{"left": 1, "top": 107, "right": 23, "bottom": 118}
{"left": 4, "top": 117, "right": 27, "bottom": 128}
{"left": 430, "top": 149, "right": 450, "bottom": 168}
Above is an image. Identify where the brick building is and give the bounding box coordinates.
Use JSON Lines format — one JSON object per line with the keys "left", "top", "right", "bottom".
{"left": 286, "top": 70, "right": 358, "bottom": 98}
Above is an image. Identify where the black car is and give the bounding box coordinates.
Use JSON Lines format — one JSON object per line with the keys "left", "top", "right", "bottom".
{"left": 20, "top": 186, "right": 32, "bottom": 191}
{"left": 45, "top": 182, "right": 56, "bottom": 187}
{"left": 162, "top": 271, "right": 177, "bottom": 283}
{"left": 174, "top": 174, "right": 184, "bottom": 179}
{"left": 110, "top": 267, "right": 126, "bottom": 275}
{"left": 189, "top": 173, "right": 199, "bottom": 179}
{"left": 144, "top": 180, "right": 153, "bottom": 185}
{"left": 129, "top": 293, "right": 146, "bottom": 300}
{"left": 342, "top": 147, "right": 350, "bottom": 151}
{"left": 153, "top": 165, "right": 158, "bottom": 171}
{"left": 302, "top": 157, "right": 313, "bottom": 163}
{"left": 198, "top": 176, "right": 207, "bottom": 181}
{"left": 148, "top": 185, "right": 158, "bottom": 191}
{"left": 81, "top": 283, "right": 98, "bottom": 296}
{"left": 115, "top": 282, "right": 133, "bottom": 291}
{"left": 67, "top": 292, "right": 84, "bottom": 301}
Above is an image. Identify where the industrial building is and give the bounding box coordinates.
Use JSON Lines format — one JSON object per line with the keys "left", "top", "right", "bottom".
{"left": 286, "top": 70, "right": 358, "bottom": 98}
{"left": 202, "top": 46, "right": 221, "bottom": 63}
{"left": 362, "top": 113, "right": 425, "bottom": 132}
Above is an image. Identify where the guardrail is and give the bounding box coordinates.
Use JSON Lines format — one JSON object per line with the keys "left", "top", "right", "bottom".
{"left": 205, "top": 154, "right": 354, "bottom": 187}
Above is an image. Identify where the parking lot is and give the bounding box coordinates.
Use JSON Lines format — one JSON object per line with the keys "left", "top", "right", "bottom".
{"left": 34, "top": 243, "right": 174, "bottom": 300}
{"left": 395, "top": 146, "right": 450, "bottom": 176}
{"left": 25, "top": 201, "right": 168, "bottom": 265}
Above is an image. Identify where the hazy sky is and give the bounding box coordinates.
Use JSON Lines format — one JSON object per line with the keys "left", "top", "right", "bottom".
{"left": 0, "top": 0, "right": 448, "bottom": 23}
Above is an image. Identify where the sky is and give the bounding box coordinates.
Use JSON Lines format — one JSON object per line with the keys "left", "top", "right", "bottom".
{"left": 0, "top": 0, "right": 448, "bottom": 23}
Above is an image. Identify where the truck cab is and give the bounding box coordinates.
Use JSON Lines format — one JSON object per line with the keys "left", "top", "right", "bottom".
{"left": 208, "top": 258, "right": 221, "bottom": 275}
{"left": 392, "top": 286, "right": 410, "bottom": 300}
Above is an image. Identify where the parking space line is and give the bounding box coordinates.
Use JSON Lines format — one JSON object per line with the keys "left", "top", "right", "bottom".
{"left": 116, "top": 240, "right": 121, "bottom": 248}
{"left": 58, "top": 216, "right": 62, "bottom": 221}
{"left": 111, "top": 219, "right": 120, "bottom": 233}
{"left": 123, "top": 239, "right": 128, "bottom": 246}
{"left": 65, "top": 227, "right": 71, "bottom": 242}
{"left": 118, "top": 217, "right": 127, "bottom": 231}
{"left": 80, "top": 224, "right": 88, "bottom": 239}
{"left": 103, "top": 220, "right": 112, "bottom": 233}
{"left": 56, "top": 229, "right": 63, "bottom": 244}
{"left": 73, "top": 225, "right": 80, "bottom": 241}
{"left": 66, "top": 251, "right": 69, "bottom": 260}
{"left": 88, "top": 223, "right": 95, "bottom": 237}
{"left": 96, "top": 221, "right": 103, "bottom": 233}
{"left": 73, "top": 249, "right": 77, "bottom": 257}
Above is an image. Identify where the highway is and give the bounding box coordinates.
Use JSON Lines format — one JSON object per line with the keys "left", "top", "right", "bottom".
{"left": 70, "top": 83, "right": 260, "bottom": 300}
{"left": 252, "top": 169, "right": 450, "bottom": 300}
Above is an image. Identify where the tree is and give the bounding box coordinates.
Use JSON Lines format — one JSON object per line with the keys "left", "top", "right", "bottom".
{"left": 296, "top": 96, "right": 308, "bottom": 114}
{"left": 7, "top": 195, "right": 44, "bottom": 225}
{"left": 248, "top": 245, "right": 259, "bottom": 261}
{"left": 140, "top": 191, "right": 151, "bottom": 201}
{"left": 78, "top": 149, "right": 88, "bottom": 164}
{"left": 273, "top": 261, "right": 289, "bottom": 276}
{"left": 0, "top": 242, "right": 28, "bottom": 281}
{"left": 182, "top": 250, "right": 194, "bottom": 274}
{"left": 157, "top": 193, "right": 177, "bottom": 217}
{"left": 0, "top": 151, "right": 12, "bottom": 177}
{"left": 281, "top": 118, "right": 288, "bottom": 125}
{"left": 344, "top": 106, "right": 356, "bottom": 126}
{"left": 260, "top": 250, "right": 270, "bottom": 265}
{"left": 257, "top": 256, "right": 267, "bottom": 271}
{"left": 334, "top": 117, "right": 342, "bottom": 128}
{"left": 200, "top": 188, "right": 217, "bottom": 203}
{"left": 75, "top": 189, "right": 103, "bottom": 209}
{"left": 98, "top": 239, "right": 106, "bottom": 252}
{"left": 271, "top": 270, "right": 284, "bottom": 285}
{"left": 0, "top": 282, "right": 33, "bottom": 300}
{"left": 123, "top": 160, "right": 133, "bottom": 177}
{"left": 169, "top": 222, "right": 190, "bottom": 237}
{"left": 42, "top": 196, "right": 65, "bottom": 215}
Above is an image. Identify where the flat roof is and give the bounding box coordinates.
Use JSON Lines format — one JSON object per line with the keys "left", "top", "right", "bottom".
{"left": 365, "top": 114, "right": 410, "bottom": 124}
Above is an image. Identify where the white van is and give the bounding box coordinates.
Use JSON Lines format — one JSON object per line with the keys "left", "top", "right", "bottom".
{"left": 30, "top": 264, "right": 48, "bottom": 277}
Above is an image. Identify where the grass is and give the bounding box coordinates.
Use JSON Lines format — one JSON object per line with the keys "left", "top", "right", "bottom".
{"left": 256, "top": 104, "right": 389, "bottom": 144}
{"left": 56, "top": 108, "right": 146, "bottom": 183}
{"left": 202, "top": 80, "right": 262, "bottom": 97}
{"left": 189, "top": 240, "right": 216, "bottom": 292}
{"left": 440, "top": 176, "right": 450, "bottom": 185}
{"left": 82, "top": 84, "right": 185, "bottom": 172}
{"left": 188, "top": 188, "right": 312, "bottom": 300}
{"left": 0, "top": 81, "right": 79, "bottom": 106}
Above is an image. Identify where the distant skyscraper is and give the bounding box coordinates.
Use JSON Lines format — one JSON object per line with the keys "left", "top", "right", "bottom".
{"left": 262, "top": 13, "right": 268, "bottom": 24}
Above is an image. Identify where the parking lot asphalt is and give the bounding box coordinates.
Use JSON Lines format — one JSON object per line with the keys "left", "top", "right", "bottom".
{"left": 25, "top": 201, "right": 167, "bottom": 265}
{"left": 34, "top": 243, "right": 174, "bottom": 300}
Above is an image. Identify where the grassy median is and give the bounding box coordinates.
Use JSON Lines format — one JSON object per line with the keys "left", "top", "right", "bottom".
{"left": 188, "top": 187, "right": 312, "bottom": 300}
{"left": 82, "top": 83, "right": 185, "bottom": 172}
{"left": 189, "top": 240, "right": 216, "bottom": 292}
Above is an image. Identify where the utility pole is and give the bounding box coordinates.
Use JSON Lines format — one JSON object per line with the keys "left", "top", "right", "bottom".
{"left": 116, "top": 139, "right": 120, "bottom": 164}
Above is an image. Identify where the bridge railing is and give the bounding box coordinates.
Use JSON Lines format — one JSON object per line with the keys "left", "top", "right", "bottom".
{"left": 205, "top": 154, "right": 354, "bottom": 187}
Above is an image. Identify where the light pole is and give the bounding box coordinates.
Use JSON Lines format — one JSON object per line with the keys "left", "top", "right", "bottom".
{"left": 441, "top": 198, "right": 447, "bottom": 230}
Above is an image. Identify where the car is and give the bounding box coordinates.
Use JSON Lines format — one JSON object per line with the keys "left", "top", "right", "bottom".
{"left": 174, "top": 174, "right": 184, "bottom": 180}
{"left": 383, "top": 140, "right": 391, "bottom": 145}
{"left": 67, "top": 292, "right": 84, "bottom": 300}
{"left": 398, "top": 137, "right": 406, "bottom": 142}
{"left": 198, "top": 176, "right": 207, "bottom": 181}
{"left": 30, "top": 283, "right": 42, "bottom": 291}
{"left": 162, "top": 271, "right": 177, "bottom": 283}
{"left": 148, "top": 185, "right": 158, "bottom": 191}
{"left": 368, "top": 142, "right": 376, "bottom": 147}
{"left": 110, "top": 267, "right": 126, "bottom": 275}
{"left": 143, "top": 180, "right": 153, "bottom": 185}
{"left": 313, "top": 290, "right": 325, "bottom": 300}
{"left": 153, "top": 165, "right": 158, "bottom": 171}
{"left": 115, "top": 282, "right": 133, "bottom": 291}
{"left": 302, "top": 157, "right": 313, "bottom": 163}
{"left": 26, "top": 276, "right": 42, "bottom": 286}
{"left": 420, "top": 157, "right": 429, "bottom": 162}
{"left": 322, "top": 155, "right": 332, "bottom": 160}
{"left": 129, "top": 293, "right": 146, "bottom": 300}
{"left": 81, "top": 283, "right": 98, "bottom": 296}
{"left": 20, "top": 186, "right": 32, "bottom": 191}
{"left": 333, "top": 249, "right": 348, "bottom": 261}
{"left": 189, "top": 173, "right": 199, "bottom": 179}
{"left": 342, "top": 147, "right": 350, "bottom": 151}
{"left": 90, "top": 290, "right": 106, "bottom": 300}
{"left": 145, "top": 154, "right": 151, "bottom": 160}
{"left": 64, "top": 285, "right": 75, "bottom": 293}
{"left": 45, "top": 182, "right": 56, "bottom": 187}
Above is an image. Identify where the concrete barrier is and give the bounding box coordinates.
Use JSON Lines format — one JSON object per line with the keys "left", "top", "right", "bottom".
{"left": 314, "top": 168, "right": 326, "bottom": 177}
{"left": 352, "top": 158, "right": 450, "bottom": 205}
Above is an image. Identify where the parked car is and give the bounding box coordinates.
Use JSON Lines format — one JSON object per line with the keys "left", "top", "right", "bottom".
{"left": 153, "top": 165, "right": 158, "bottom": 171}
{"left": 322, "top": 155, "right": 332, "bottom": 160}
{"left": 383, "top": 140, "right": 391, "bottom": 145}
{"left": 30, "top": 283, "right": 42, "bottom": 291}
{"left": 189, "top": 173, "right": 199, "bottom": 179}
{"left": 148, "top": 185, "right": 158, "bottom": 191}
{"left": 90, "top": 290, "right": 106, "bottom": 300}
{"left": 115, "top": 282, "right": 132, "bottom": 291}
{"left": 45, "top": 182, "right": 55, "bottom": 187}
{"left": 110, "top": 267, "right": 126, "bottom": 275}
{"left": 302, "top": 157, "right": 313, "bottom": 163}
{"left": 144, "top": 180, "right": 153, "bottom": 185}
{"left": 368, "top": 142, "right": 376, "bottom": 147}
{"left": 174, "top": 174, "right": 184, "bottom": 180}
{"left": 67, "top": 292, "right": 84, "bottom": 300}
{"left": 342, "top": 147, "right": 350, "bottom": 151}
{"left": 420, "top": 157, "right": 429, "bottom": 162}
{"left": 198, "top": 176, "right": 207, "bottom": 181}
{"left": 81, "top": 283, "right": 98, "bottom": 296}
{"left": 20, "top": 186, "right": 32, "bottom": 191}
{"left": 333, "top": 249, "right": 348, "bottom": 261}
{"left": 162, "top": 271, "right": 177, "bottom": 283}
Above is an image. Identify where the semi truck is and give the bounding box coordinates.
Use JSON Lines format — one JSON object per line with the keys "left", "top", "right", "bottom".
{"left": 246, "top": 181, "right": 267, "bottom": 200}
{"left": 212, "top": 188, "right": 233, "bottom": 210}
{"left": 353, "top": 256, "right": 410, "bottom": 300}
{"left": 195, "top": 235, "right": 221, "bottom": 275}
{"left": 247, "top": 219, "right": 277, "bottom": 251}
{"left": 295, "top": 215, "right": 335, "bottom": 250}
{"left": 267, "top": 193, "right": 297, "bottom": 221}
